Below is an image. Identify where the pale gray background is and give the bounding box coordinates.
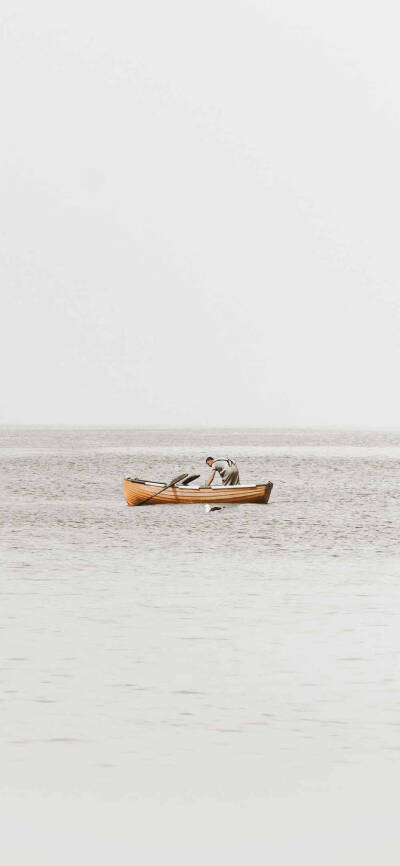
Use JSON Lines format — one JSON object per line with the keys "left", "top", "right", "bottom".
{"left": 1, "top": 0, "right": 399, "bottom": 425}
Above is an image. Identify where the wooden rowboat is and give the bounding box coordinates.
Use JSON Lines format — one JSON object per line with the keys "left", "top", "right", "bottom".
{"left": 123, "top": 477, "right": 273, "bottom": 506}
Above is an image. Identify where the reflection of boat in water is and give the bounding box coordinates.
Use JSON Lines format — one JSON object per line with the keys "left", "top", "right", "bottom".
{"left": 123, "top": 477, "right": 273, "bottom": 507}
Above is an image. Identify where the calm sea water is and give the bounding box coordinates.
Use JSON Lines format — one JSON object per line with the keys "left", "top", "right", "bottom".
{"left": 1, "top": 427, "right": 400, "bottom": 864}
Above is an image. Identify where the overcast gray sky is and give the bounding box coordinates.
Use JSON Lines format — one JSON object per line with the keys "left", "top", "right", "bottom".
{"left": 1, "top": 0, "right": 399, "bottom": 425}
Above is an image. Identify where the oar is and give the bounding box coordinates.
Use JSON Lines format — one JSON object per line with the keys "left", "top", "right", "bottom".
{"left": 137, "top": 473, "right": 188, "bottom": 506}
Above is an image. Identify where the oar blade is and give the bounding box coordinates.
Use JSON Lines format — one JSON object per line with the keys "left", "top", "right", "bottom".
{"left": 181, "top": 474, "right": 200, "bottom": 486}
{"left": 170, "top": 473, "right": 188, "bottom": 486}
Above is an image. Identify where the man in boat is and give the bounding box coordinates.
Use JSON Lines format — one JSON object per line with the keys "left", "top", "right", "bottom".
{"left": 205, "top": 457, "right": 240, "bottom": 488}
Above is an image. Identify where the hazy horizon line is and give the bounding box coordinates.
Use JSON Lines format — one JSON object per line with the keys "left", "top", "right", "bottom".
{"left": 1, "top": 423, "right": 400, "bottom": 431}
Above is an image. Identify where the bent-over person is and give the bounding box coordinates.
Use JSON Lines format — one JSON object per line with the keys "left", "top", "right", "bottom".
{"left": 205, "top": 457, "right": 240, "bottom": 488}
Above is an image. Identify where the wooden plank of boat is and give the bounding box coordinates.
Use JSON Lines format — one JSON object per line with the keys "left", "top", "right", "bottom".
{"left": 123, "top": 478, "right": 273, "bottom": 506}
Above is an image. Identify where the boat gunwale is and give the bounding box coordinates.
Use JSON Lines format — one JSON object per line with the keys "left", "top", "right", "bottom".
{"left": 124, "top": 477, "right": 265, "bottom": 491}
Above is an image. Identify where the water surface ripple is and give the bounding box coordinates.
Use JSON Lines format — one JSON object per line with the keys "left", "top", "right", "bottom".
{"left": 1, "top": 426, "right": 399, "bottom": 800}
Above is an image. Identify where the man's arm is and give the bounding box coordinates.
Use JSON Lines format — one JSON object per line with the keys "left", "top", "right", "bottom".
{"left": 205, "top": 470, "right": 216, "bottom": 488}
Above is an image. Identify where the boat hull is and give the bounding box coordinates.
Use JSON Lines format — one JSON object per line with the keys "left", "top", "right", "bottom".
{"left": 123, "top": 478, "right": 273, "bottom": 506}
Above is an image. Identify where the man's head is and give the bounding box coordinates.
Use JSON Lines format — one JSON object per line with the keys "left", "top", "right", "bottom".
{"left": 206, "top": 456, "right": 214, "bottom": 467}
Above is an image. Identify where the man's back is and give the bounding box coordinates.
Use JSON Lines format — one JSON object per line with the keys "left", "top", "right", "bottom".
{"left": 211, "top": 458, "right": 240, "bottom": 486}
